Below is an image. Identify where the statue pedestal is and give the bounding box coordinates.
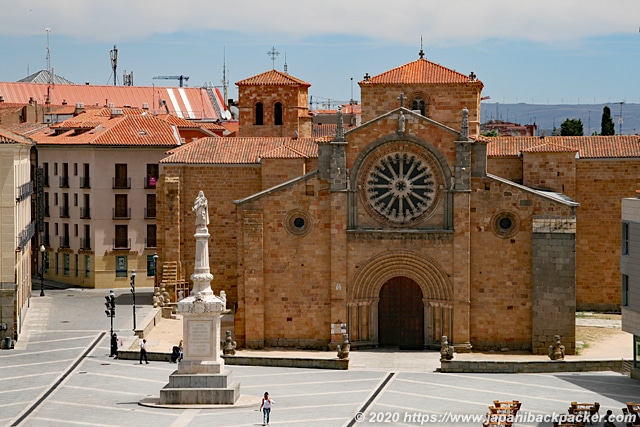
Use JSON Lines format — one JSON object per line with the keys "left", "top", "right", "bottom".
{"left": 159, "top": 293, "right": 240, "bottom": 405}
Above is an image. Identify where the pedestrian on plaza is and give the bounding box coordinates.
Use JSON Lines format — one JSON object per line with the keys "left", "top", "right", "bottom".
{"left": 259, "top": 391, "right": 273, "bottom": 425}
{"left": 603, "top": 409, "right": 617, "bottom": 427}
{"left": 178, "top": 339, "right": 183, "bottom": 362}
{"left": 110, "top": 333, "right": 118, "bottom": 358}
{"left": 139, "top": 339, "right": 149, "bottom": 364}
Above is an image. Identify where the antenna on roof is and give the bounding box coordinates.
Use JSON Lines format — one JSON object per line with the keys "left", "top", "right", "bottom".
{"left": 221, "top": 47, "right": 229, "bottom": 106}
{"left": 110, "top": 45, "right": 118, "bottom": 86}
{"left": 284, "top": 52, "right": 288, "bottom": 74}
{"left": 267, "top": 46, "right": 279, "bottom": 69}
{"left": 45, "top": 28, "right": 52, "bottom": 84}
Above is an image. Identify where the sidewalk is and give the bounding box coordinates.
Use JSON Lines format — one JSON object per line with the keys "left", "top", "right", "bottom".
{"left": 138, "top": 309, "right": 634, "bottom": 372}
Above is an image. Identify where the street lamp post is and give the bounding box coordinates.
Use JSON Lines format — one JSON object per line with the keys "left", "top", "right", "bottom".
{"left": 39, "top": 245, "right": 46, "bottom": 297}
{"left": 130, "top": 271, "right": 136, "bottom": 331}
{"left": 153, "top": 253, "right": 158, "bottom": 288}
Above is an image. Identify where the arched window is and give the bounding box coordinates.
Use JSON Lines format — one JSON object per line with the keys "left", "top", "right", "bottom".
{"left": 412, "top": 98, "right": 426, "bottom": 116}
{"left": 274, "top": 102, "right": 283, "bottom": 126}
{"left": 255, "top": 102, "right": 264, "bottom": 125}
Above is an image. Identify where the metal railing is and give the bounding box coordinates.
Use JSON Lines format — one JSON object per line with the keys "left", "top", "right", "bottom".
{"left": 59, "top": 206, "right": 70, "bottom": 218}
{"left": 80, "top": 176, "right": 91, "bottom": 188}
{"left": 59, "top": 176, "right": 69, "bottom": 188}
{"left": 113, "top": 238, "right": 131, "bottom": 249}
{"left": 80, "top": 207, "right": 91, "bottom": 219}
{"left": 112, "top": 207, "right": 131, "bottom": 219}
{"left": 112, "top": 177, "right": 131, "bottom": 189}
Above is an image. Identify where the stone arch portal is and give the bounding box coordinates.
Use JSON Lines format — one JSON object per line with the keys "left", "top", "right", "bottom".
{"left": 348, "top": 250, "right": 454, "bottom": 349}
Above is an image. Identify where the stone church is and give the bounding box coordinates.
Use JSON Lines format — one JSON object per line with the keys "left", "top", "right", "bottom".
{"left": 157, "top": 52, "right": 578, "bottom": 354}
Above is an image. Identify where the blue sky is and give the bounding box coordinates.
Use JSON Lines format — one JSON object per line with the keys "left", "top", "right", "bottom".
{"left": 0, "top": 0, "right": 638, "bottom": 107}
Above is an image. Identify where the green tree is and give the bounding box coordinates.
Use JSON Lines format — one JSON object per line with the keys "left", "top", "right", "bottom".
{"left": 601, "top": 106, "right": 615, "bottom": 135}
{"left": 481, "top": 129, "right": 499, "bottom": 137}
{"left": 560, "top": 118, "right": 584, "bottom": 136}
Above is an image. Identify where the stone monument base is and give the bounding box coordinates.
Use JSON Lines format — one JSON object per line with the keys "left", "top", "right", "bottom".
{"left": 159, "top": 362, "right": 240, "bottom": 405}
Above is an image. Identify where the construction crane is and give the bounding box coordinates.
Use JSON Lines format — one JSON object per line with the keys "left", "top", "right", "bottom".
{"left": 152, "top": 75, "right": 189, "bottom": 87}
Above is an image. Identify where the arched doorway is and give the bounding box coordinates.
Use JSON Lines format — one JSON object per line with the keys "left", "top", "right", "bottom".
{"left": 378, "top": 277, "right": 424, "bottom": 349}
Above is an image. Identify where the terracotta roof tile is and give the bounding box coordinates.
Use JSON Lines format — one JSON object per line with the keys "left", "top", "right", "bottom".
{"left": 161, "top": 137, "right": 319, "bottom": 164}
{"left": 236, "top": 69, "right": 311, "bottom": 87}
{"left": 0, "top": 126, "right": 34, "bottom": 145}
{"left": 30, "top": 114, "right": 181, "bottom": 146}
{"left": 361, "top": 57, "right": 480, "bottom": 85}
{"left": 487, "top": 135, "right": 640, "bottom": 158}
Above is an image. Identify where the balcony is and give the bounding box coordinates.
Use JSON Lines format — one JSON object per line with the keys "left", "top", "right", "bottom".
{"left": 80, "top": 207, "right": 91, "bottom": 219}
{"left": 144, "top": 176, "right": 158, "bottom": 189}
{"left": 80, "top": 176, "right": 91, "bottom": 189}
{"left": 60, "top": 206, "right": 70, "bottom": 218}
{"left": 59, "top": 235, "right": 70, "bottom": 248}
{"left": 113, "top": 207, "right": 131, "bottom": 220}
{"left": 59, "top": 176, "right": 69, "bottom": 188}
{"left": 144, "top": 207, "right": 156, "bottom": 219}
{"left": 43, "top": 175, "right": 50, "bottom": 187}
{"left": 42, "top": 234, "right": 50, "bottom": 246}
{"left": 80, "top": 237, "right": 91, "bottom": 250}
{"left": 112, "top": 177, "right": 131, "bottom": 189}
{"left": 16, "top": 181, "right": 33, "bottom": 202}
{"left": 44, "top": 205, "right": 50, "bottom": 217}
{"left": 113, "top": 237, "right": 131, "bottom": 250}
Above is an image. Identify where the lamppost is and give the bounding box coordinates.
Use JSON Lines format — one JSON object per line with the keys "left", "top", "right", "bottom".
{"left": 153, "top": 253, "right": 158, "bottom": 287}
{"left": 39, "top": 245, "right": 46, "bottom": 297}
{"left": 130, "top": 270, "right": 136, "bottom": 331}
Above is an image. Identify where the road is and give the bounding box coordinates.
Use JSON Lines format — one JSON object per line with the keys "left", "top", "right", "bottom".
{"left": 1, "top": 285, "right": 639, "bottom": 426}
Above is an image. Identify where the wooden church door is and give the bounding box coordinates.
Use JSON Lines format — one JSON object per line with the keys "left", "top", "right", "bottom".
{"left": 378, "top": 277, "right": 424, "bottom": 349}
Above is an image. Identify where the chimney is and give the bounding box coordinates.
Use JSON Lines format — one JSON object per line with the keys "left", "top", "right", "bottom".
{"left": 74, "top": 103, "right": 85, "bottom": 115}
{"left": 0, "top": 95, "right": 4, "bottom": 103}
{"left": 142, "top": 102, "right": 149, "bottom": 110}
{"left": 110, "top": 107, "right": 123, "bottom": 118}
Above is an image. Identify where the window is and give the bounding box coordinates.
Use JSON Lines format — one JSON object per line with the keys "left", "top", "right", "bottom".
{"left": 63, "top": 254, "right": 70, "bottom": 276}
{"left": 74, "top": 193, "right": 78, "bottom": 206}
{"left": 75, "top": 254, "right": 79, "bottom": 276}
{"left": 55, "top": 253, "right": 59, "bottom": 275}
{"left": 116, "top": 255, "right": 128, "bottom": 278}
{"left": 54, "top": 193, "right": 58, "bottom": 206}
{"left": 114, "top": 164, "right": 129, "bottom": 188}
{"left": 85, "top": 255, "right": 91, "bottom": 277}
{"left": 411, "top": 96, "right": 428, "bottom": 116}
{"left": 43, "top": 162, "right": 50, "bottom": 187}
{"left": 54, "top": 163, "right": 58, "bottom": 176}
{"left": 146, "top": 194, "right": 156, "bottom": 218}
{"left": 114, "top": 194, "right": 129, "bottom": 219}
{"left": 274, "top": 102, "right": 283, "bottom": 125}
{"left": 255, "top": 102, "right": 264, "bottom": 125}
{"left": 147, "top": 255, "right": 156, "bottom": 277}
{"left": 81, "top": 163, "right": 90, "bottom": 188}
{"left": 74, "top": 224, "right": 78, "bottom": 237}
{"left": 146, "top": 164, "right": 158, "bottom": 188}
{"left": 622, "top": 274, "right": 629, "bottom": 306}
{"left": 622, "top": 222, "right": 629, "bottom": 255}
{"left": 146, "top": 224, "right": 157, "bottom": 248}
{"left": 115, "top": 225, "right": 128, "bottom": 248}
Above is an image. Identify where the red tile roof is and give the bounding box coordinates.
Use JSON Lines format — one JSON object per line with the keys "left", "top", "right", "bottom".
{"left": 0, "top": 82, "right": 227, "bottom": 120}
{"left": 236, "top": 69, "right": 311, "bottom": 87}
{"left": 487, "top": 135, "right": 640, "bottom": 159}
{"left": 30, "top": 112, "right": 182, "bottom": 147}
{"left": 0, "top": 126, "right": 34, "bottom": 145}
{"left": 360, "top": 57, "right": 481, "bottom": 85}
{"left": 161, "top": 137, "right": 320, "bottom": 164}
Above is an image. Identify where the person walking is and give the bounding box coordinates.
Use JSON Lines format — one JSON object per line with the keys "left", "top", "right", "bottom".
{"left": 259, "top": 391, "right": 273, "bottom": 425}
{"left": 110, "top": 333, "right": 118, "bottom": 358}
{"left": 139, "top": 339, "right": 149, "bottom": 364}
{"left": 603, "top": 409, "right": 617, "bottom": 427}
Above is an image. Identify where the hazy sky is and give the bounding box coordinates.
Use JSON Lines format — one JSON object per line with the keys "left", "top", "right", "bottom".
{"left": 0, "top": 0, "right": 638, "bottom": 107}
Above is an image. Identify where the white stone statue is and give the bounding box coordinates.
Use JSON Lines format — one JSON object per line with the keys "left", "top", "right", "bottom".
{"left": 192, "top": 190, "right": 209, "bottom": 227}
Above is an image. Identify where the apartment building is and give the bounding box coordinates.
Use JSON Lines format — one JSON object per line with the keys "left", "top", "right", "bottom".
{"left": 621, "top": 192, "right": 640, "bottom": 379}
{"left": 0, "top": 127, "right": 33, "bottom": 346}
{"left": 31, "top": 107, "right": 213, "bottom": 289}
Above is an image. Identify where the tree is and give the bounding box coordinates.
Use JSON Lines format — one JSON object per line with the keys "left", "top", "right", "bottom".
{"left": 601, "top": 106, "right": 615, "bottom": 135}
{"left": 481, "top": 129, "right": 499, "bottom": 137}
{"left": 560, "top": 118, "right": 584, "bottom": 136}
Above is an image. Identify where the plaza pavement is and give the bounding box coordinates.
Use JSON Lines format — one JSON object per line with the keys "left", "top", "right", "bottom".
{"left": 0, "top": 282, "right": 638, "bottom": 427}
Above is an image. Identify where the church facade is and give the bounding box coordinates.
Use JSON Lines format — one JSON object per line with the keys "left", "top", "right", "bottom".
{"left": 157, "top": 55, "right": 579, "bottom": 354}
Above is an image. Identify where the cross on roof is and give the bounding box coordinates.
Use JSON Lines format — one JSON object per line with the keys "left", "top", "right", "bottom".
{"left": 267, "top": 47, "right": 280, "bottom": 69}
{"left": 397, "top": 93, "right": 406, "bottom": 108}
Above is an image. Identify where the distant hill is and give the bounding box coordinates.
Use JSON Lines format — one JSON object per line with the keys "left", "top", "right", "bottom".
{"left": 480, "top": 102, "right": 640, "bottom": 136}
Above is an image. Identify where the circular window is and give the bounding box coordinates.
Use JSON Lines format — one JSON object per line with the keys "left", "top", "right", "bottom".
{"left": 285, "top": 209, "right": 312, "bottom": 236}
{"left": 492, "top": 212, "right": 519, "bottom": 238}
{"left": 358, "top": 143, "right": 443, "bottom": 227}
